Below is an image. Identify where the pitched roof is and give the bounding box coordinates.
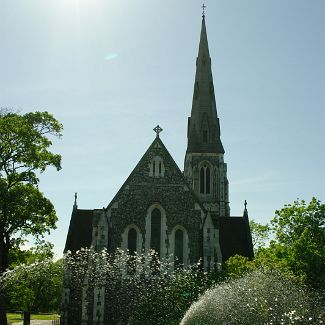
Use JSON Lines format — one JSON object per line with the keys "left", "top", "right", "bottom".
{"left": 64, "top": 208, "right": 93, "bottom": 252}
{"left": 219, "top": 216, "right": 254, "bottom": 261}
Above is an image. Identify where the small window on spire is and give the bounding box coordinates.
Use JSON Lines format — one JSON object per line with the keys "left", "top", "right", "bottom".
{"left": 203, "top": 130, "right": 208, "bottom": 143}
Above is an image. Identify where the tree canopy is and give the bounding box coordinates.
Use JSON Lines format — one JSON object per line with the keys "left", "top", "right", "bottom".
{"left": 270, "top": 197, "right": 325, "bottom": 288}
{"left": 230, "top": 198, "right": 325, "bottom": 289}
{"left": 0, "top": 110, "right": 62, "bottom": 324}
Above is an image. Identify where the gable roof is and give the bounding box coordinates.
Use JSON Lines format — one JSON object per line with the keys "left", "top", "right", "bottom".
{"left": 64, "top": 208, "right": 93, "bottom": 253}
{"left": 106, "top": 135, "right": 206, "bottom": 212}
{"left": 219, "top": 216, "right": 254, "bottom": 261}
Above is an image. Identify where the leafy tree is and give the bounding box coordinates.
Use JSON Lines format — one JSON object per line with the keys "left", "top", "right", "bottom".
{"left": 270, "top": 197, "right": 325, "bottom": 288}
{"left": 2, "top": 258, "right": 63, "bottom": 312}
{"left": 226, "top": 198, "right": 325, "bottom": 289}
{"left": 225, "top": 254, "right": 255, "bottom": 278}
{"left": 8, "top": 240, "right": 54, "bottom": 268}
{"left": 0, "top": 110, "right": 62, "bottom": 324}
{"left": 249, "top": 219, "right": 270, "bottom": 254}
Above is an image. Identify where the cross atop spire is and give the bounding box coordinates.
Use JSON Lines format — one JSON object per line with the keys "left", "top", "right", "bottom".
{"left": 202, "top": 4, "right": 206, "bottom": 18}
{"left": 153, "top": 125, "right": 163, "bottom": 137}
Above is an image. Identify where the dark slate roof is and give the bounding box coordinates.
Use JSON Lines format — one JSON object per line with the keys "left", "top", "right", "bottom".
{"left": 219, "top": 216, "right": 254, "bottom": 261}
{"left": 64, "top": 209, "right": 94, "bottom": 253}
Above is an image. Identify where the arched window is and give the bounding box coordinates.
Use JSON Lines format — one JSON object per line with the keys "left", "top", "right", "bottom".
{"left": 206, "top": 166, "right": 210, "bottom": 194}
{"left": 175, "top": 229, "right": 184, "bottom": 267}
{"left": 200, "top": 167, "right": 205, "bottom": 193}
{"left": 151, "top": 208, "right": 161, "bottom": 256}
{"left": 128, "top": 228, "right": 137, "bottom": 256}
{"left": 200, "top": 164, "right": 211, "bottom": 194}
{"left": 149, "top": 156, "right": 165, "bottom": 178}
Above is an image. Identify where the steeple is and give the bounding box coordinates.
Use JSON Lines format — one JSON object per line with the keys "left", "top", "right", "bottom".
{"left": 186, "top": 15, "right": 224, "bottom": 154}
{"left": 184, "top": 13, "right": 230, "bottom": 218}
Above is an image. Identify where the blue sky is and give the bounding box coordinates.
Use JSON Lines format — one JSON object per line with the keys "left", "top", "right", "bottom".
{"left": 1, "top": 0, "right": 324, "bottom": 257}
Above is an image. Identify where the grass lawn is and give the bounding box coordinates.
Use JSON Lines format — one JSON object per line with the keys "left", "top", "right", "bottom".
{"left": 7, "top": 313, "right": 60, "bottom": 323}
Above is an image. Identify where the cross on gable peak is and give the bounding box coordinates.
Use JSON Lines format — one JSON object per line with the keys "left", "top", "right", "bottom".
{"left": 153, "top": 125, "right": 163, "bottom": 137}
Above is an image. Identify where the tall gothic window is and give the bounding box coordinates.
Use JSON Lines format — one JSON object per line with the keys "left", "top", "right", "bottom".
{"left": 200, "top": 167, "right": 205, "bottom": 193}
{"left": 151, "top": 208, "right": 161, "bottom": 256}
{"left": 200, "top": 164, "right": 211, "bottom": 194}
{"left": 206, "top": 166, "right": 210, "bottom": 194}
{"left": 175, "top": 229, "right": 184, "bottom": 267}
{"left": 128, "top": 228, "right": 137, "bottom": 256}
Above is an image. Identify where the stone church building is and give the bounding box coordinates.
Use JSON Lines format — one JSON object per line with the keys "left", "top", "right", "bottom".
{"left": 63, "top": 13, "right": 253, "bottom": 325}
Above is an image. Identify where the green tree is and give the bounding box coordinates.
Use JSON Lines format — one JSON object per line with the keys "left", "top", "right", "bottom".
{"left": 226, "top": 199, "right": 325, "bottom": 288}
{"left": 249, "top": 220, "right": 270, "bottom": 254}
{"left": 270, "top": 197, "right": 325, "bottom": 288}
{"left": 2, "top": 258, "right": 63, "bottom": 312}
{"left": 8, "top": 240, "right": 54, "bottom": 268}
{"left": 0, "top": 110, "right": 62, "bottom": 324}
{"left": 225, "top": 254, "right": 255, "bottom": 278}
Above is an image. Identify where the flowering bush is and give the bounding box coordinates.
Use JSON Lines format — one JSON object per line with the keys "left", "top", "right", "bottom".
{"left": 63, "top": 249, "right": 219, "bottom": 325}
{"left": 1, "top": 259, "right": 63, "bottom": 312}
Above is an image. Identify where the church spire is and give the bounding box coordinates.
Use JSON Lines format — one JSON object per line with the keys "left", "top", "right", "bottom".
{"left": 186, "top": 14, "right": 224, "bottom": 154}
{"left": 184, "top": 13, "right": 230, "bottom": 218}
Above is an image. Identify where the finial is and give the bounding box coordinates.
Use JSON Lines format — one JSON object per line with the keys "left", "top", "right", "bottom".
{"left": 73, "top": 192, "right": 78, "bottom": 209}
{"left": 153, "top": 125, "right": 163, "bottom": 137}
{"left": 202, "top": 3, "right": 206, "bottom": 18}
{"left": 243, "top": 200, "right": 248, "bottom": 219}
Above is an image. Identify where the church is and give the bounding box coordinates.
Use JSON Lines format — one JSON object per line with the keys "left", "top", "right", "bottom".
{"left": 63, "top": 12, "right": 253, "bottom": 325}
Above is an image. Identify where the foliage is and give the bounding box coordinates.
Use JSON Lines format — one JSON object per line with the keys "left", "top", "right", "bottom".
{"left": 246, "top": 198, "right": 325, "bottom": 289}
{"left": 225, "top": 254, "right": 255, "bottom": 278}
{"left": 250, "top": 219, "right": 270, "bottom": 254}
{"left": 134, "top": 264, "right": 224, "bottom": 325}
{"left": 270, "top": 197, "right": 325, "bottom": 288}
{"left": 0, "top": 109, "right": 62, "bottom": 324}
{"left": 0, "top": 110, "right": 62, "bottom": 268}
{"left": 63, "top": 249, "right": 225, "bottom": 325}
{"left": 8, "top": 240, "right": 54, "bottom": 268}
{"left": 1, "top": 258, "right": 63, "bottom": 312}
{"left": 181, "top": 269, "right": 325, "bottom": 325}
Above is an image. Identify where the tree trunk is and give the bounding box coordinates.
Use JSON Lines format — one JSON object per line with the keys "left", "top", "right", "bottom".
{"left": 0, "top": 235, "right": 9, "bottom": 325}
